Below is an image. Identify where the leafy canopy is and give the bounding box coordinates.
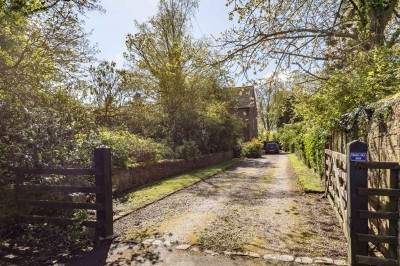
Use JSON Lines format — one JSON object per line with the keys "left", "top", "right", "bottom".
{"left": 221, "top": 0, "right": 400, "bottom": 74}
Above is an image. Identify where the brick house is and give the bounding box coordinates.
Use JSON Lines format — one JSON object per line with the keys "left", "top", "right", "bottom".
{"left": 231, "top": 86, "right": 258, "bottom": 141}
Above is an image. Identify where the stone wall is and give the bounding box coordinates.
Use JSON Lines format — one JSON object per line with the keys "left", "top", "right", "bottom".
{"left": 329, "top": 94, "right": 400, "bottom": 162}
{"left": 112, "top": 150, "right": 233, "bottom": 193}
{"left": 0, "top": 183, "right": 80, "bottom": 226}
{"left": 330, "top": 95, "right": 400, "bottom": 190}
{"left": 328, "top": 94, "right": 400, "bottom": 258}
{"left": 364, "top": 96, "right": 400, "bottom": 258}
{"left": 367, "top": 104, "right": 400, "bottom": 163}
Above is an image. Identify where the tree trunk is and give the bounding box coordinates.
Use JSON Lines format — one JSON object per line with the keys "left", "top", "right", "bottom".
{"left": 367, "top": 0, "right": 398, "bottom": 47}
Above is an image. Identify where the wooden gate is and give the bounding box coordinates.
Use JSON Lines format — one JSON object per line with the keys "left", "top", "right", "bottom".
{"left": 325, "top": 141, "right": 399, "bottom": 265}
{"left": 325, "top": 148, "right": 348, "bottom": 235}
{"left": 13, "top": 148, "right": 113, "bottom": 238}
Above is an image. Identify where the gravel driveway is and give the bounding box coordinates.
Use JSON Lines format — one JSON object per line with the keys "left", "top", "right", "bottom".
{"left": 69, "top": 153, "right": 348, "bottom": 265}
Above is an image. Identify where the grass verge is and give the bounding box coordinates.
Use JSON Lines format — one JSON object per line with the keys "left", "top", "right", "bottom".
{"left": 113, "top": 158, "right": 242, "bottom": 220}
{"left": 287, "top": 154, "right": 324, "bottom": 193}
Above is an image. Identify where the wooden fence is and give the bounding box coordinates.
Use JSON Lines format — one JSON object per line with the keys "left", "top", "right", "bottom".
{"left": 324, "top": 148, "right": 348, "bottom": 236}
{"left": 325, "top": 141, "right": 399, "bottom": 266}
{"left": 13, "top": 148, "right": 113, "bottom": 238}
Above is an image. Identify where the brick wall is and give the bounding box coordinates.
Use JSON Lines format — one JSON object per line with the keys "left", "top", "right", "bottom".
{"left": 112, "top": 150, "right": 233, "bottom": 193}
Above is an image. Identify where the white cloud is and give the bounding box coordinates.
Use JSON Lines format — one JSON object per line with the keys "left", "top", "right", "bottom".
{"left": 258, "top": 71, "right": 289, "bottom": 84}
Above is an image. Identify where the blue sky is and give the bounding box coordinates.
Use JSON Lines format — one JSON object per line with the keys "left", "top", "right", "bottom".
{"left": 84, "top": 0, "right": 267, "bottom": 85}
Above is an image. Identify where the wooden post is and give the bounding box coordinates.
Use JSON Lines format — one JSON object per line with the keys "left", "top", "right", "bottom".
{"left": 94, "top": 148, "right": 113, "bottom": 238}
{"left": 398, "top": 169, "right": 400, "bottom": 265}
{"left": 15, "top": 173, "right": 23, "bottom": 220}
{"left": 388, "top": 168, "right": 399, "bottom": 259}
{"left": 324, "top": 143, "right": 329, "bottom": 196}
{"left": 347, "top": 140, "right": 369, "bottom": 265}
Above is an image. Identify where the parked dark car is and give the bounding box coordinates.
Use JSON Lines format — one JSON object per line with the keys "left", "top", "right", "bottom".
{"left": 265, "top": 142, "right": 280, "bottom": 154}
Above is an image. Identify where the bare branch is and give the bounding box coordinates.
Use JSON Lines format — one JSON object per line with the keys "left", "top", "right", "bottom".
{"left": 293, "top": 63, "right": 328, "bottom": 81}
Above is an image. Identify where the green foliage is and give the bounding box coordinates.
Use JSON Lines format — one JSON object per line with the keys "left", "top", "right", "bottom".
{"left": 288, "top": 154, "right": 324, "bottom": 193}
{"left": 99, "top": 129, "right": 172, "bottom": 167}
{"left": 301, "top": 126, "right": 328, "bottom": 170}
{"left": 0, "top": 91, "right": 97, "bottom": 177}
{"left": 276, "top": 124, "right": 302, "bottom": 152}
{"left": 72, "top": 209, "right": 90, "bottom": 224}
{"left": 276, "top": 123, "right": 328, "bottom": 172}
{"left": 175, "top": 140, "right": 201, "bottom": 160}
{"left": 0, "top": 0, "right": 101, "bottom": 16}
{"left": 124, "top": 0, "right": 241, "bottom": 154}
{"left": 99, "top": 130, "right": 135, "bottom": 167}
{"left": 154, "top": 141, "right": 175, "bottom": 161}
{"left": 88, "top": 60, "right": 133, "bottom": 127}
{"left": 0, "top": 3, "right": 96, "bottom": 97}
{"left": 296, "top": 48, "right": 400, "bottom": 131}
{"left": 241, "top": 138, "right": 263, "bottom": 158}
{"left": 197, "top": 100, "right": 243, "bottom": 154}
{"left": 0, "top": 0, "right": 100, "bottom": 183}
{"left": 277, "top": 47, "right": 400, "bottom": 174}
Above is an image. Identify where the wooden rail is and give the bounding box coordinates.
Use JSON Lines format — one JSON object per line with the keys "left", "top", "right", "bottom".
{"left": 352, "top": 159, "right": 399, "bottom": 266}
{"left": 13, "top": 148, "right": 113, "bottom": 238}
{"left": 13, "top": 168, "right": 97, "bottom": 175}
{"left": 324, "top": 148, "right": 348, "bottom": 236}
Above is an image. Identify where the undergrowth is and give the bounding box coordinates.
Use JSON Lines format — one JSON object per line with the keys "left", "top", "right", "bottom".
{"left": 288, "top": 154, "right": 324, "bottom": 193}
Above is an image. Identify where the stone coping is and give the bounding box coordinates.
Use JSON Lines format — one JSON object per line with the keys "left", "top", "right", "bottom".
{"left": 135, "top": 239, "right": 348, "bottom": 265}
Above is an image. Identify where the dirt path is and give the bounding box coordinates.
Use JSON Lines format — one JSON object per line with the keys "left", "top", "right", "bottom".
{"left": 69, "top": 153, "right": 348, "bottom": 265}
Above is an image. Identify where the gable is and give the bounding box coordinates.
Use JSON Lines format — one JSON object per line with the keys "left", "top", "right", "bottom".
{"left": 229, "top": 86, "right": 256, "bottom": 109}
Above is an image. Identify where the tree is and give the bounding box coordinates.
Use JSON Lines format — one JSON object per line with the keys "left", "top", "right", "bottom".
{"left": 0, "top": 0, "right": 101, "bottom": 15}
{"left": 88, "top": 60, "right": 133, "bottom": 127}
{"left": 256, "top": 76, "right": 283, "bottom": 132}
{"left": 0, "top": 1, "right": 97, "bottom": 99}
{"left": 294, "top": 47, "right": 400, "bottom": 129}
{"left": 256, "top": 73, "right": 296, "bottom": 133}
{"left": 0, "top": 0, "right": 100, "bottom": 181}
{"left": 238, "top": 1, "right": 400, "bottom": 175}
{"left": 221, "top": 0, "right": 400, "bottom": 75}
{"left": 125, "top": 0, "right": 241, "bottom": 154}
{"left": 125, "top": 0, "right": 199, "bottom": 147}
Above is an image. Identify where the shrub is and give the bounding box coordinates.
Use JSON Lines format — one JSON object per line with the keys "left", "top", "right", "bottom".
{"left": 241, "top": 138, "right": 263, "bottom": 158}
{"left": 175, "top": 140, "right": 201, "bottom": 160}
{"left": 99, "top": 129, "right": 172, "bottom": 167}
{"left": 0, "top": 91, "right": 98, "bottom": 179}
{"left": 99, "top": 130, "right": 135, "bottom": 167}
{"left": 154, "top": 142, "right": 174, "bottom": 161}
{"left": 275, "top": 123, "right": 302, "bottom": 153}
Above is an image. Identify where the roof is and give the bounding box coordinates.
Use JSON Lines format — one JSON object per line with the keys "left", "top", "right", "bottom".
{"left": 230, "top": 86, "right": 256, "bottom": 108}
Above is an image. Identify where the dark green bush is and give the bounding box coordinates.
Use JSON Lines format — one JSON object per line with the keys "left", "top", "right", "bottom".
{"left": 0, "top": 91, "right": 97, "bottom": 177}
{"left": 175, "top": 140, "right": 201, "bottom": 160}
